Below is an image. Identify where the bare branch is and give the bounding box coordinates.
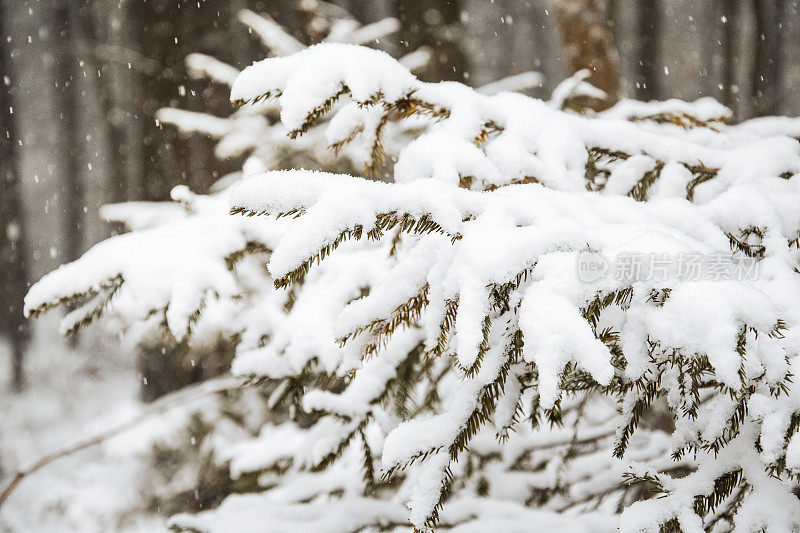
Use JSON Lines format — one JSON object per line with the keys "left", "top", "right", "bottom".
{"left": 0, "top": 376, "right": 243, "bottom": 509}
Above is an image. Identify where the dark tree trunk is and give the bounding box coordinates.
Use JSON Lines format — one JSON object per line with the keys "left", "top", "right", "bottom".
{"left": 771, "top": 0, "right": 785, "bottom": 116}
{"left": 497, "top": 4, "right": 516, "bottom": 80}
{"left": 130, "top": 0, "right": 247, "bottom": 400}
{"left": 0, "top": 0, "right": 29, "bottom": 391}
{"left": 58, "top": 2, "right": 85, "bottom": 265}
{"left": 134, "top": 0, "right": 241, "bottom": 202}
{"left": 100, "top": 0, "right": 150, "bottom": 202}
{"left": 751, "top": 0, "right": 780, "bottom": 117}
{"left": 134, "top": 0, "right": 181, "bottom": 202}
{"left": 636, "top": 0, "right": 660, "bottom": 101}
{"left": 718, "top": 0, "right": 736, "bottom": 115}
{"left": 394, "top": 0, "right": 466, "bottom": 82}
{"left": 80, "top": 0, "right": 126, "bottom": 205}
{"left": 3, "top": 0, "right": 72, "bottom": 285}
{"left": 526, "top": 3, "right": 561, "bottom": 97}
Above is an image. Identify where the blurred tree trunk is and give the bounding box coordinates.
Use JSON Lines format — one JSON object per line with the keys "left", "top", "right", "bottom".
{"left": 227, "top": 0, "right": 255, "bottom": 69}
{"left": 82, "top": 0, "right": 126, "bottom": 207}
{"left": 394, "top": 0, "right": 466, "bottom": 82}
{"left": 131, "top": 0, "right": 191, "bottom": 400}
{"left": 751, "top": 0, "right": 780, "bottom": 117}
{"left": 134, "top": 0, "right": 239, "bottom": 202}
{"left": 771, "top": 0, "right": 785, "bottom": 115}
{"left": 58, "top": 1, "right": 85, "bottom": 266}
{"left": 134, "top": 0, "right": 181, "bottom": 202}
{"left": 699, "top": 1, "right": 717, "bottom": 98}
{"left": 2, "top": 0, "right": 71, "bottom": 284}
{"left": 555, "top": 0, "right": 620, "bottom": 108}
{"left": 131, "top": 0, "right": 246, "bottom": 400}
{"left": 496, "top": 4, "right": 515, "bottom": 80}
{"left": 526, "top": 3, "right": 562, "bottom": 97}
{"left": 717, "top": 0, "right": 736, "bottom": 115}
{"left": 635, "top": 0, "right": 660, "bottom": 101}
{"left": 0, "top": 0, "right": 29, "bottom": 391}
{"left": 100, "top": 0, "right": 150, "bottom": 201}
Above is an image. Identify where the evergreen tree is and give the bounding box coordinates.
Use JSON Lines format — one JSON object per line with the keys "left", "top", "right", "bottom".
{"left": 24, "top": 39, "right": 800, "bottom": 533}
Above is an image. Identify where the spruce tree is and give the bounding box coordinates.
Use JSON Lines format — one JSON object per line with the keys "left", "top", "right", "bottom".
{"left": 25, "top": 41, "right": 800, "bottom": 533}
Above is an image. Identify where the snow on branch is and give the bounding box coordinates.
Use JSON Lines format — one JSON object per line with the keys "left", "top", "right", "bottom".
{"left": 26, "top": 40, "right": 800, "bottom": 533}
{"left": 25, "top": 193, "right": 284, "bottom": 343}
{"left": 230, "top": 167, "right": 800, "bottom": 528}
{"left": 237, "top": 9, "right": 304, "bottom": 56}
{"left": 215, "top": 43, "right": 800, "bottom": 530}
{"left": 185, "top": 53, "right": 240, "bottom": 86}
{"left": 232, "top": 43, "right": 800, "bottom": 198}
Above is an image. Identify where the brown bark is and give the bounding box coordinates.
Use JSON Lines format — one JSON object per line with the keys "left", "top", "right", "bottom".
{"left": 555, "top": 0, "right": 620, "bottom": 109}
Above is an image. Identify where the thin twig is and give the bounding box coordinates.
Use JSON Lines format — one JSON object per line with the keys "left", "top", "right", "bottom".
{"left": 0, "top": 375, "right": 243, "bottom": 509}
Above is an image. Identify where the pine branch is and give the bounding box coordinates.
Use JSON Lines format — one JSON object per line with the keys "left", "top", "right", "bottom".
{"left": 629, "top": 111, "right": 727, "bottom": 130}
{"left": 231, "top": 88, "right": 282, "bottom": 108}
{"left": 358, "top": 429, "right": 376, "bottom": 494}
{"left": 428, "top": 299, "right": 458, "bottom": 358}
{"left": 224, "top": 241, "right": 271, "bottom": 271}
{"left": 364, "top": 112, "right": 389, "bottom": 176}
{"left": 349, "top": 286, "right": 430, "bottom": 361}
{"left": 459, "top": 315, "right": 492, "bottom": 377}
{"left": 254, "top": 211, "right": 456, "bottom": 289}
{"left": 684, "top": 163, "right": 718, "bottom": 201}
{"left": 61, "top": 281, "right": 123, "bottom": 335}
{"left": 584, "top": 147, "right": 630, "bottom": 191}
{"left": 693, "top": 469, "right": 744, "bottom": 518}
{"left": 26, "top": 274, "right": 123, "bottom": 319}
{"left": 328, "top": 124, "right": 365, "bottom": 157}
{"left": 614, "top": 379, "right": 662, "bottom": 458}
{"left": 627, "top": 160, "right": 665, "bottom": 202}
{"left": 473, "top": 120, "right": 504, "bottom": 146}
{"left": 289, "top": 84, "right": 351, "bottom": 139}
{"left": 727, "top": 226, "right": 766, "bottom": 258}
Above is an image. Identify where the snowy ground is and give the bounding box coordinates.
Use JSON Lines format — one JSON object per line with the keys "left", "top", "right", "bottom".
{"left": 0, "top": 324, "right": 164, "bottom": 532}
